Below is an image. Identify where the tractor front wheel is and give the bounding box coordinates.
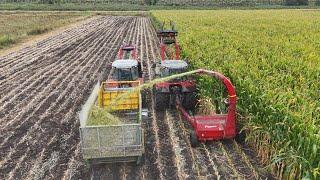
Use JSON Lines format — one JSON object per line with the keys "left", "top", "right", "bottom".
{"left": 190, "top": 131, "right": 199, "bottom": 147}
{"left": 183, "top": 92, "right": 197, "bottom": 111}
{"left": 154, "top": 91, "right": 170, "bottom": 111}
{"left": 141, "top": 90, "right": 147, "bottom": 108}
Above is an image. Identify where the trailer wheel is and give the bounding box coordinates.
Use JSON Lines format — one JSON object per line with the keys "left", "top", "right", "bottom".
{"left": 183, "top": 92, "right": 197, "bottom": 111}
{"left": 154, "top": 91, "right": 170, "bottom": 111}
{"left": 84, "top": 160, "right": 92, "bottom": 167}
{"left": 190, "top": 131, "right": 199, "bottom": 147}
{"left": 141, "top": 90, "right": 147, "bottom": 108}
{"left": 136, "top": 156, "right": 143, "bottom": 165}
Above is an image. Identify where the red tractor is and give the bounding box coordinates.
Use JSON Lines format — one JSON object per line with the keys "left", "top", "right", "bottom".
{"left": 154, "top": 22, "right": 197, "bottom": 110}
{"left": 106, "top": 44, "right": 143, "bottom": 88}
{"left": 154, "top": 24, "right": 237, "bottom": 147}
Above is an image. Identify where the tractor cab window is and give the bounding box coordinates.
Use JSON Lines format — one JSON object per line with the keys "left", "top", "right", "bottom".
{"left": 112, "top": 66, "right": 139, "bottom": 81}
{"left": 169, "top": 68, "right": 185, "bottom": 75}
{"left": 161, "top": 67, "right": 186, "bottom": 81}
{"left": 117, "top": 68, "right": 132, "bottom": 81}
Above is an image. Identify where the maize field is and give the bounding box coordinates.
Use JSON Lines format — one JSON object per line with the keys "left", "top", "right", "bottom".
{"left": 152, "top": 9, "right": 320, "bottom": 179}
{"left": 0, "top": 10, "right": 318, "bottom": 179}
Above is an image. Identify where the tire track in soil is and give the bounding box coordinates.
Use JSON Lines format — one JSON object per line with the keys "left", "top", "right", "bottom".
{"left": 176, "top": 111, "right": 217, "bottom": 180}
{"left": 233, "top": 141, "right": 275, "bottom": 180}
{"left": 125, "top": 17, "right": 161, "bottom": 180}
{"left": 85, "top": 17, "right": 164, "bottom": 180}
{"left": 221, "top": 140, "right": 255, "bottom": 179}
{"left": 167, "top": 111, "right": 197, "bottom": 180}
{"left": 154, "top": 111, "right": 179, "bottom": 179}
{"left": 120, "top": 18, "right": 146, "bottom": 180}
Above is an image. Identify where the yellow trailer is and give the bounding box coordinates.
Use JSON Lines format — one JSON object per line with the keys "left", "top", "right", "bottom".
{"left": 98, "top": 81, "right": 141, "bottom": 111}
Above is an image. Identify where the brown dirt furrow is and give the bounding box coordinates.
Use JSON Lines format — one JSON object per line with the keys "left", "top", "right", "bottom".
{"left": 233, "top": 140, "right": 275, "bottom": 180}
{"left": 168, "top": 111, "right": 197, "bottom": 180}
{"left": 0, "top": 18, "right": 111, "bottom": 111}
{"left": 0, "top": 18, "right": 106, "bottom": 94}
{"left": 0, "top": 17, "right": 100, "bottom": 70}
{"left": 221, "top": 140, "right": 256, "bottom": 179}
{"left": 0, "top": 19, "right": 114, "bottom": 125}
{"left": 0, "top": 27, "right": 87, "bottom": 86}
{"left": 0, "top": 16, "right": 134, "bottom": 180}
{"left": 0, "top": 18, "right": 122, "bottom": 147}
{"left": 154, "top": 111, "right": 179, "bottom": 179}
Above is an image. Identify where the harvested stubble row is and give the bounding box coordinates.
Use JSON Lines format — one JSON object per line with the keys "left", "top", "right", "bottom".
{"left": 152, "top": 10, "right": 320, "bottom": 179}
{"left": 0, "top": 16, "right": 145, "bottom": 180}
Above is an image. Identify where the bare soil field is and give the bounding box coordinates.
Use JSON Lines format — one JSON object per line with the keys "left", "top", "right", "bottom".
{"left": 0, "top": 16, "right": 273, "bottom": 179}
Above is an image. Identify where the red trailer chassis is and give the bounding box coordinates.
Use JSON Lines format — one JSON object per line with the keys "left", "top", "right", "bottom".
{"left": 175, "top": 69, "right": 237, "bottom": 146}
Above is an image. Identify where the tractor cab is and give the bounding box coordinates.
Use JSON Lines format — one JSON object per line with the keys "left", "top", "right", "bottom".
{"left": 107, "top": 59, "right": 142, "bottom": 88}
{"left": 156, "top": 60, "right": 188, "bottom": 80}
{"left": 110, "top": 59, "right": 142, "bottom": 81}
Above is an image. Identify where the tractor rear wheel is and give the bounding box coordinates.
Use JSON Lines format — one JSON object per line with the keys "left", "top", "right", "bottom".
{"left": 183, "top": 92, "right": 197, "bottom": 111}
{"left": 141, "top": 90, "right": 147, "bottom": 108}
{"left": 190, "top": 131, "right": 199, "bottom": 147}
{"left": 154, "top": 91, "right": 170, "bottom": 111}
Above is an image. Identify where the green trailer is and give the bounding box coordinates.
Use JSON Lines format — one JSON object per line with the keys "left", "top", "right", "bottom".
{"left": 79, "top": 82, "right": 145, "bottom": 164}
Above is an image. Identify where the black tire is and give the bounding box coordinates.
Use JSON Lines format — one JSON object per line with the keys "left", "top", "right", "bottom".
{"left": 141, "top": 90, "right": 147, "bottom": 108}
{"left": 84, "top": 160, "right": 92, "bottom": 167}
{"left": 190, "top": 131, "right": 199, "bottom": 147}
{"left": 154, "top": 91, "right": 170, "bottom": 111}
{"left": 183, "top": 92, "right": 197, "bottom": 111}
{"left": 136, "top": 156, "right": 144, "bottom": 165}
{"left": 235, "top": 130, "right": 246, "bottom": 143}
